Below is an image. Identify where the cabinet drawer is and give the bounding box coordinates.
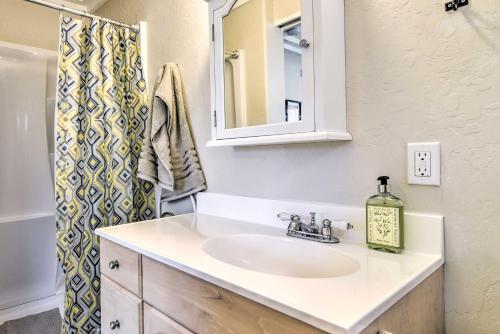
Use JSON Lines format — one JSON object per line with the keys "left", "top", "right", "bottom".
{"left": 144, "top": 303, "right": 193, "bottom": 334}
{"left": 101, "top": 239, "right": 141, "bottom": 296}
{"left": 142, "top": 257, "right": 324, "bottom": 334}
{"left": 101, "top": 275, "right": 142, "bottom": 334}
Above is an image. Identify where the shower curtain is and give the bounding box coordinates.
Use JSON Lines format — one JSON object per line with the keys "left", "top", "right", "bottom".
{"left": 55, "top": 16, "right": 155, "bottom": 333}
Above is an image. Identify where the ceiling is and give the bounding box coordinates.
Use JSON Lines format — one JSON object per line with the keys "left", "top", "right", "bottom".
{"left": 45, "top": 0, "right": 110, "bottom": 13}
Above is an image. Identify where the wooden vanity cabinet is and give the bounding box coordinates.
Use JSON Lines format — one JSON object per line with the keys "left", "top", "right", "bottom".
{"left": 100, "top": 238, "right": 141, "bottom": 296}
{"left": 141, "top": 256, "right": 324, "bottom": 334}
{"left": 100, "top": 239, "right": 444, "bottom": 334}
{"left": 101, "top": 275, "right": 142, "bottom": 334}
{"left": 144, "top": 303, "right": 193, "bottom": 334}
{"left": 360, "top": 268, "right": 445, "bottom": 334}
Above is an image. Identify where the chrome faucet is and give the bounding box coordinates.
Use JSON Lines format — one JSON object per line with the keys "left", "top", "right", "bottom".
{"left": 302, "top": 212, "right": 320, "bottom": 234}
{"left": 277, "top": 211, "right": 353, "bottom": 244}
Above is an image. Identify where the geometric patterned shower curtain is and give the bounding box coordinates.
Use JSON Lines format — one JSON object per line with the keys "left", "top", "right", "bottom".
{"left": 55, "top": 16, "right": 155, "bottom": 333}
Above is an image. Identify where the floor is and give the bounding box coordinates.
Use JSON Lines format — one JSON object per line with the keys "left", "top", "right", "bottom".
{"left": 0, "top": 309, "right": 61, "bottom": 334}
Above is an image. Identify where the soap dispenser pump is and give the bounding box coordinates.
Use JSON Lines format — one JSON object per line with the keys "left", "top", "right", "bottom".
{"left": 366, "top": 176, "right": 404, "bottom": 253}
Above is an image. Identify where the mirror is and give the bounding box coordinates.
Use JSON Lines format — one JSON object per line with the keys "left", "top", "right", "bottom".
{"left": 223, "top": 0, "right": 303, "bottom": 129}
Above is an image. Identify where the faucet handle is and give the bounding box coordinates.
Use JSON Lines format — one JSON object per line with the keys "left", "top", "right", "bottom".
{"left": 277, "top": 212, "right": 290, "bottom": 220}
{"left": 278, "top": 212, "right": 301, "bottom": 232}
{"left": 332, "top": 221, "right": 354, "bottom": 231}
{"left": 277, "top": 212, "right": 300, "bottom": 222}
{"left": 322, "top": 219, "right": 333, "bottom": 237}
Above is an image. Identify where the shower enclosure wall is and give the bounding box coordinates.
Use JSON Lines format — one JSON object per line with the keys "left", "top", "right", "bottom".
{"left": 0, "top": 41, "right": 60, "bottom": 320}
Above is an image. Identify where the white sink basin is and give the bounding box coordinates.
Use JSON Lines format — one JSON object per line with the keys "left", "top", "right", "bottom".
{"left": 202, "top": 234, "right": 360, "bottom": 278}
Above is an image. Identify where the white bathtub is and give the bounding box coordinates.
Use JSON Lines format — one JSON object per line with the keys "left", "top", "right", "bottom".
{"left": 0, "top": 41, "right": 61, "bottom": 320}
{"left": 0, "top": 214, "right": 58, "bottom": 310}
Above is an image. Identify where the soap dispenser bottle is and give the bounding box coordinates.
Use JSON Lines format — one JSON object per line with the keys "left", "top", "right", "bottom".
{"left": 366, "top": 176, "right": 404, "bottom": 253}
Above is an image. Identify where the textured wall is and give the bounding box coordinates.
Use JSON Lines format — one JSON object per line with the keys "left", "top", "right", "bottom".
{"left": 0, "top": 0, "right": 59, "bottom": 50}
{"left": 97, "top": 0, "right": 500, "bottom": 332}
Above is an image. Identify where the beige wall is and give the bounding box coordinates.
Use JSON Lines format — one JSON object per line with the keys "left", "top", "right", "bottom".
{"left": 97, "top": 0, "right": 500, "bottom": 333}
{"left": 224, "top": 0, "right": 268, "bottom": 126}
{"left": 273, "top": 0, "right": 300, "bottom": 23}
{"left": 0, "top": 0, "right": 59, "bottom": 50}
{"left": 224, "top": 0, "right": 295, "bottom": 126}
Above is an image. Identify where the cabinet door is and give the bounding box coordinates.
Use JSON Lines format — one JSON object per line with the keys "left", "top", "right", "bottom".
{"left": 212, "top": 0, "right": 315, "bottom": 139}
{"left": 144, "top": 303, "right": 193, "bottom": 334}
{"left": 101, "top": 275, "right": 142, "bottom": 334}
{"left": 101, "top": 239, "right": 141, "bottom": 296}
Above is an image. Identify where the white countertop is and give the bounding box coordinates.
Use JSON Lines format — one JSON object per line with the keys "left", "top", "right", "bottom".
{"left": 96, "top": 209, "right": 444, "bottom": 333}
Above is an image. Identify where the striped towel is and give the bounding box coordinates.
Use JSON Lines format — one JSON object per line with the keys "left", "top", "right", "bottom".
{"left": 138, "top": 63, "right": 206, "bottom": 201}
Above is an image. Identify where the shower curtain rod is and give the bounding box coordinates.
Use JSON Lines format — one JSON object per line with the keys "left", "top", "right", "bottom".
{"left": 23, "top": 0, "right": 139, "bottom": 31}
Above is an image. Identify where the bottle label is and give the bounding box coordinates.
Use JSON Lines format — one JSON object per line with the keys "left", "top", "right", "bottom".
{"left": 367, "top": 205, "right": 400, "bottom": 247}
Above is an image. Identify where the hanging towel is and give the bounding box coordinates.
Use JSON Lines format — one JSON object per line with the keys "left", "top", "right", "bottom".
{"left": 138, "top": 63, "right": 207, "bottom": 201}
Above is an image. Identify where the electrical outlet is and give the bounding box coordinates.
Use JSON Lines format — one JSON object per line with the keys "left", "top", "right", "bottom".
{"left": 415, "top": 151, "right": 431, "bottom": 177}
{"left": 407, "top": 143, "right": 441, "bottom": 186}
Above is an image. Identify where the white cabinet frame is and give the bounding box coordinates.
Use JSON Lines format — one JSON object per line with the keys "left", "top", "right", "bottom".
{"left": 206, "top": 0, "right": 352, "bottom": 147}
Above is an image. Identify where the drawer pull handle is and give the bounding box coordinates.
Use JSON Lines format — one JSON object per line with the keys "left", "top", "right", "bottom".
{"left": 110, "top": 320, "right": 120, "bottom": 330}
{"left": 108, "top": 260, "right": 120, "bottom": 270}
{"left": 378, "top": 331, "right": 394, "bottom": 334}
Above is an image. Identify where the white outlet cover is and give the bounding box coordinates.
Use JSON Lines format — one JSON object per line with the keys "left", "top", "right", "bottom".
{"left": 407, "top": 142, "right": 441, "bottom": 186}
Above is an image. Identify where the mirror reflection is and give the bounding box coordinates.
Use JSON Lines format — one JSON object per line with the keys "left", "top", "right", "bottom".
{"left": 223, "top": 0, "right": 303, "bottom": 129}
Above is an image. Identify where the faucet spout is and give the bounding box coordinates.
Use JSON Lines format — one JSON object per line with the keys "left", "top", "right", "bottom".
{"left": 277, "top": 210, "right": 350, "bottom": 244}
{"left": 298, "top": 222, "right": 319, "bottom": 234}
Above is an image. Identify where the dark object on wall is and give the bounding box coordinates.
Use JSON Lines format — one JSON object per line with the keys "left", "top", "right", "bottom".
{"left": 445, "top": 0, "right": 469, "bottom": 12}
{"left": 285, "top": 100, "right": 302, "bottom": 122}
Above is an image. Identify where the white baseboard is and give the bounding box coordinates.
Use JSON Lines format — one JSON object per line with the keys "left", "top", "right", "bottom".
{"left": 0, "top": 293, "right": 64, "bottom": 326}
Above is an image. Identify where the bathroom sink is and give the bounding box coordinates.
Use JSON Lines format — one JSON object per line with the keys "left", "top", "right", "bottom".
{"left": 202, "top": 234, "right": 360, "bottom": 278}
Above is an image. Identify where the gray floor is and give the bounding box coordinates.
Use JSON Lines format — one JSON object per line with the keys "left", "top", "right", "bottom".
{"left": 0, "top": 309, "right": 61, "bottom": 334}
